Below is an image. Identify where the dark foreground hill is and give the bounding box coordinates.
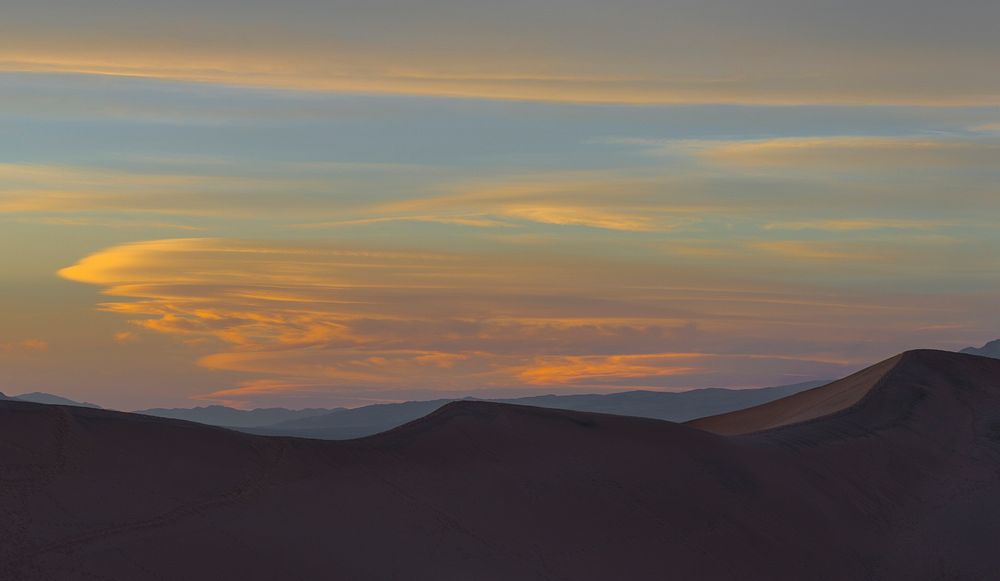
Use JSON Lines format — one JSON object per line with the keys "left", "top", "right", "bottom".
{"left": 1, "top": 350, "right": 999, "bottom": 580}
{"left": 242, "top": 380, "right": 826, "bottom": 439}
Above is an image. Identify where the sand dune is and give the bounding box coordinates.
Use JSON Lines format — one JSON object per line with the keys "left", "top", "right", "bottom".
{"left": 1, "top": 349, "right": 999, "bottom": 580}
{"left": 687, "top": 353, "right": 902, "bottom": 435}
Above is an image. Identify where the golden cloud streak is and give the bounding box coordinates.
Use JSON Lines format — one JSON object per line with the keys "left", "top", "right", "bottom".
{"left": 763, "top": 219, "right": 947, "bottom": 232}
{"left": 519, "top": 353, "right": 708, "bottom": 387}
{"left": 0, "top": 339, "right": 50, "bottom": 354}
{"left": 702, "top": 137, "right": 1000, "bottom": 169}
{"left": 55, "top": 237, "right": 973, "bottom": 405}
{"left": 4, "top": 53, "right": 1000, "bottom": 106}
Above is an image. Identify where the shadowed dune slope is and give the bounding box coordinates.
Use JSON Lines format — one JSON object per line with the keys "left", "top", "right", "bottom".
{"left": 1, "top": 350, "right": 1000, "bottom": 580}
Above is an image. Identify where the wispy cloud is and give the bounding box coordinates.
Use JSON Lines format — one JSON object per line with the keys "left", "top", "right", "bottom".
{"left": 519, "top": 353, "right": 708, "bottom": 387}
{"left": 372, "top": 171, "right": 703, "bottom": 232}
{"left": 0, "top": 339, "right": 49, "bottom": 354}
{"left": 700, "top": 137, "right": 1000, "bottom": 170}
{"left": 763, "top": 219, "right": 947, "bottom": 232}
{"left": 5, "top": 216, "right": 204, "bottom": 231}
{"left": 751, "top": 240, "right": 887, "bottom": 263}
{"left": 299, "top": 215, "right": 516, "bottom": 230}
{"left": 0, "top": 164, "right": 336, "bottom": 216}
{"left": 57, "top": 237, "right": 992, "bottom": 405}
{"left": 4, "top": 0, "right": 999, "bottom": 108}
{"left": 6, "top": 14, "right": 1000, "bottom": 410}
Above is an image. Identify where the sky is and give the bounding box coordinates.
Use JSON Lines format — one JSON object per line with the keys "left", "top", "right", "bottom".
{"left": 1, "top": 0, "right": 999, "bottom": 410}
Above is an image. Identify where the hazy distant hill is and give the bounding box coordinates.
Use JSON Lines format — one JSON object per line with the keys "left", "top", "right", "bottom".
{"left": 245, "top": 380, "right": 828, "bottom": 439}
{"left": 0, "top": 392, "right": 102, "bottom": 409}
{"left": 960, "top": 339, "right": 1000, "bottom": 359}
{"left": 1, "top": 381, "right": 827, "bottom": 434}
{"left": 133, "top": 405, "right": 341, "bottom": 428}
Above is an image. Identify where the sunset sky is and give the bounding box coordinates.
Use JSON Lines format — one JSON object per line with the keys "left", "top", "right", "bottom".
{"left": 2, "top": 0, "right": 999, "bottom": 409}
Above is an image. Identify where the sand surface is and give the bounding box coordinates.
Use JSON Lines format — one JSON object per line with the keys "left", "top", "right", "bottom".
{"left": 1, "top": 349, "right": 999, "bottom": 580}
{"left": 688, "top": 353, "right": 903, "bottom": 435}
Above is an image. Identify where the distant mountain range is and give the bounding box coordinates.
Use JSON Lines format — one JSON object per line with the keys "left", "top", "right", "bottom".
{"left": 240, "top": 380, "right": 829, "bottom": 439}
{"left": 5, "top": 339, "right": 998, "bottom": 436}
{"left": 3, "top": 381, "right": 831, "bottom": 436}
{"left": 133, "top": 405, "right": 340, "bottom": 428}
{"left": 960, "top": 339, "right": 1000, "bottom": 359}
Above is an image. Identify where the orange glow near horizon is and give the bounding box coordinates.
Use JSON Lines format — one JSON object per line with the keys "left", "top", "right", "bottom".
{"left": 50, "top": 237, "right": 995, "bottom": 406}
{"left": 3, "top": 0, "right": 999, "bottom": 409}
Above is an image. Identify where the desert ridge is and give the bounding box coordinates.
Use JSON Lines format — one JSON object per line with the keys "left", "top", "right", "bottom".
{"left": 1, "top": 350, "right": 999, "bottom": 580}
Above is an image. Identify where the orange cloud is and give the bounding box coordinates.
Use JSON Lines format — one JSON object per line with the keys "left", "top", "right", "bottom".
{"left": 113, "top": 331, "right": 139, "bottom": 344}
{"left": 763, "top": 219, "right": 947, "bottom": 232}
{"left": 4, "top": 9, "right": 999, "bottom": 108}
{"left": 0, "top": 339, "right": 49, "bottom": 354}
{"left": 701, "top": 137, "right": 1000, "bottom": 170}
{"left": 0, "top": 163, "right": 374, "bottom": 220}
{"left": 371, "top": 171, "right": 701, "bottom": 232}
{"left": 500, "top": 206, "right": 659, "bottom": 232}
{"left": 192, "top": 379, "right": 335, "bottom": 408}
{"left": 520, "top": 353, "right": 707, "bottom": 387}
{"left": 750, "top": 241, "right": 887, "bottom": 263}
{"left": 56, "top": 237, "right": 974, "bottom": 406}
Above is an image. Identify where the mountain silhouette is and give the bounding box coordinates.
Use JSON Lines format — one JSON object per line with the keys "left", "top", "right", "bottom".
{"left": 134, "top": 404, "right": 340, "bottom": 428}
{"left": 0, "top": 391, "right": 101, "bottom": 409}
{"left": 244, "top": 380, "right": 826, "bottom": 439}
{"left": 1, "top": 350, "right": 998, "bottom": 580}
{"left": 960, "top": 338, "right": 1000, "bottom": 359}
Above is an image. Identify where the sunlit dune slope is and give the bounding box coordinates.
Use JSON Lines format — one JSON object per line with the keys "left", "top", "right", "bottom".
{"left": 687, "top": 353, "right": 904, "bottom": 435}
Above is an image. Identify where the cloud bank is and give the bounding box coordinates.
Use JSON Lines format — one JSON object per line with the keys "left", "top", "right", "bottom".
{"left": 3, "top": 0, "right": 999, "bottom": 105}
{"left": 59, "top": 237, "right": 991, "bottom": 405}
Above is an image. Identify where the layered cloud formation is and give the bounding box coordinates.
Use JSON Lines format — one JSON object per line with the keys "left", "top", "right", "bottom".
{"left": 59, "top": 232, "right": 995, "bottom": 405}
{"left": 3, "top": 4, "right": 999, "bottom": 407}
{"left": 4, "top": 0, "right": 999, "bottom": 105}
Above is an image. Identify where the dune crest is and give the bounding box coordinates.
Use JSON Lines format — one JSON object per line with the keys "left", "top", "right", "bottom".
{"left": 688, "top": 353, "right": 903, "bottom": 435}
{"left": 2, "top": 350, "right": 1000, "bottom": 580}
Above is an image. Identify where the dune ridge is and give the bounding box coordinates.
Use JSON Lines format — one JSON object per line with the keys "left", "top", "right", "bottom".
{"left": 687, "top": 353, "right": 903, "bottom": 435}
{"left": 1, "top": 349, "right": 999, "bottom": 580}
